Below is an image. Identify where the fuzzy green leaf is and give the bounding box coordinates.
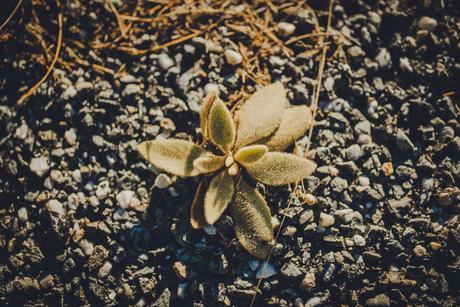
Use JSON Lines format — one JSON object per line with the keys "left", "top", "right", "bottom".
{"left": 193, "top": 155, "right": 225, "bottom": 174}
{"left": 200, "top": 91, "right": 218, "bottom": 140}
{"left": 204, "top": 170, "right": 235, "bottom": 225}
{"left": 229, "top": 179, "right": 274, "bottom": 259}
{"left": 137, "top": 139, "right": 208, "bottom": 177}
{"left": 209, "top": 100, "right": 236, "bottom": 147}
{"left": 234, "top": 145, "right": 268, "bottom": 165}
{"left": 190, "top": 179, "right": 207, "bottom": 229}
{"left": 234, "top": 83, "right": 287, "bottom": 148}
{"left": 265, "top": 106, "right": 313, "bottom": 151}
{"left": 245, "top": 152, "right": 316, "bottom": 186}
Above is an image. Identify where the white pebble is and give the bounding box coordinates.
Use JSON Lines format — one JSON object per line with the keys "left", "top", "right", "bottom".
{"left": 278, "top": 22, "right": 296, "bottom": 37}
{"left": 158, "top": 53, "right": 174, "bottom": 70}
{"left": 96, "top": 181, "right": 111, "bottom": 200}
{"left": 17, "top": 207, "right": 28, "bottom": 222}
{"left": 30, "top": 156, "right": 50, "bottom": 177}
{"left": 204, "top": 83, "right": 219, "bottom": 95}
{"left": 64, "top": 129, "right": 77, "bottom": 145}
{"left": 224, "top": 49, "right": 243, "bottom": 65}
{"left": 61, "top": 86, "right": 77, "bottom": 100}
{"left": 71, "top": 169, "right": 82, "bottom": 183}
{"left": 116, "top": 190, "right": 134, "bottom": 209}
{"left": 46, "top": 199, "right": 66, "bottom": 216}
{"left": 154, "top": 173, "right": 172, "bottom": 189}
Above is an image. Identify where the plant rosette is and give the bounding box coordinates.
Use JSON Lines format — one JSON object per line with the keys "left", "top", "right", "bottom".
{"left": 137, "top": 83, "right": 316, "bottom": 258}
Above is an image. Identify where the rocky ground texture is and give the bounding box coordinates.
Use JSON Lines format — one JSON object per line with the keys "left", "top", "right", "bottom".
{"left": 0, "top": 0, "right": 459, "bottom": 306}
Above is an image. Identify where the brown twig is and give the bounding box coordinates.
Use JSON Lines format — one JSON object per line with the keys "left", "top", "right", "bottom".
{"left": 105, "top": 0, "right": 128, "bottom": 38}
{"left": 17, "top": 4, "right": 63, "bottom": 106}
{"left": 0, "top": 0, "right": 23, "bottom": 32}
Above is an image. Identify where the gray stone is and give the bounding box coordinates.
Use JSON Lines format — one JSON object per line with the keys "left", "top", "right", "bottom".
{"left": 345, "top": 144, "right": 363, "bottom": 161}
{"left": 256, "top": 262, "right": 277, "bottom": 279}
{"left": 330, "top": 177, "right": 348, "bottom": 193}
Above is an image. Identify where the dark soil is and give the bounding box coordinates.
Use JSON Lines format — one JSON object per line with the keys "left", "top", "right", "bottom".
{"left": 0, "top": 0, "right": 459, "bottom": 306}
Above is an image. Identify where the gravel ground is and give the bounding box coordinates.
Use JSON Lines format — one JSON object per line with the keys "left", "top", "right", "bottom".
{"left": 0, "top": 0, "right": 459, "bottom": 306}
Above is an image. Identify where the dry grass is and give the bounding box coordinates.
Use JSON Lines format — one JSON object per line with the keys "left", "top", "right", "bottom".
{"left": 1, "top": 0, "right": 349, "bottom": 106}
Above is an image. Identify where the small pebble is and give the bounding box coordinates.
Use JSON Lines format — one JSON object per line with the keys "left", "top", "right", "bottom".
{"left": 72, "top": 169, "right": 82, "bottom": 183}
{"left": 116, "top": 190, "right": 134, "bottom": 209}
{"left": 158, "top": 53, "right": 174, "bottom": 70}
{"left": 319, "top": 213, "right": 335, "bottom": 228}
{"left": 298, "top": 210, "right": 314, "bottom": 225}
{"left": 96, "top": 181, "right": 111, "bottom": 200}
{"left": 61, "top": 86, "right": 77, "bottom": 100}
{"left": 375, "top": 48, "right": 391, "bottom": 68}
{"left": 46, "top": 199, "right": 66, "bottom": 216}
{"left": 256, "top": 262, "right": 277, "bottom": 279}
{"left": 418, "top": 16, "right": 437, "bottom": 31}
{"left": 413, "top": 244, "right": 427, "bottom": 257}
{"left": 399, "top": 57, "right": 413, "bottom": 73}
{"left": 154, "top": 173, "right": 172, "bottom": 189}
{"left": 79, "top": 239, "right": 94, "bottom": 256}
{"left": 303, "top": 193, "right": 317, "bottom": 206}
{"left": 17, "top": 207, "right": 28, "bottom": 222}
{"left": 64, "top": 129, "right": 77, "bottom": 145}
{"left": 122, "top": 84, "right": 141, "bottom": 96}
{"left": 278, "top": 21, "right": 296, "bottom": 37}
{"left": 39, "top": 275, "right": 54, "bottom": 289}
{"left": 354, "top": 121, "right": 371, "bottom": 135}
{"left": 334, "top": 209, "right": 354, "bottom": 223}
{"left": 98, "top": 261, "right": 113, "bottom": 278}
{"left": 173, "top": 261, "right": 188, "bottom": 279}
{"left": 299, "top": 272, "right": 316, "bottom": 291}
{"left": 381, "top": 162, "right": 394, "bottom": 176}
{"left": 345, "top": 144, "right": 362, "bottom": 161}
{"left": 353, "top": 234, "right": 366, "bottom": 247}
{"left": 224, "top": 49, "right": 243, "bottom": 65}
{"left": 30, "top": 156, "right": 50, "bottom": 177}
{"left": 282, "top": 225, "right": 297, "bottom": 237}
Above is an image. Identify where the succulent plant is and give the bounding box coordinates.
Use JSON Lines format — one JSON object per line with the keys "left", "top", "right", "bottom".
{"left": 137, "top": 83, "right": 317, "bottom": 258}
